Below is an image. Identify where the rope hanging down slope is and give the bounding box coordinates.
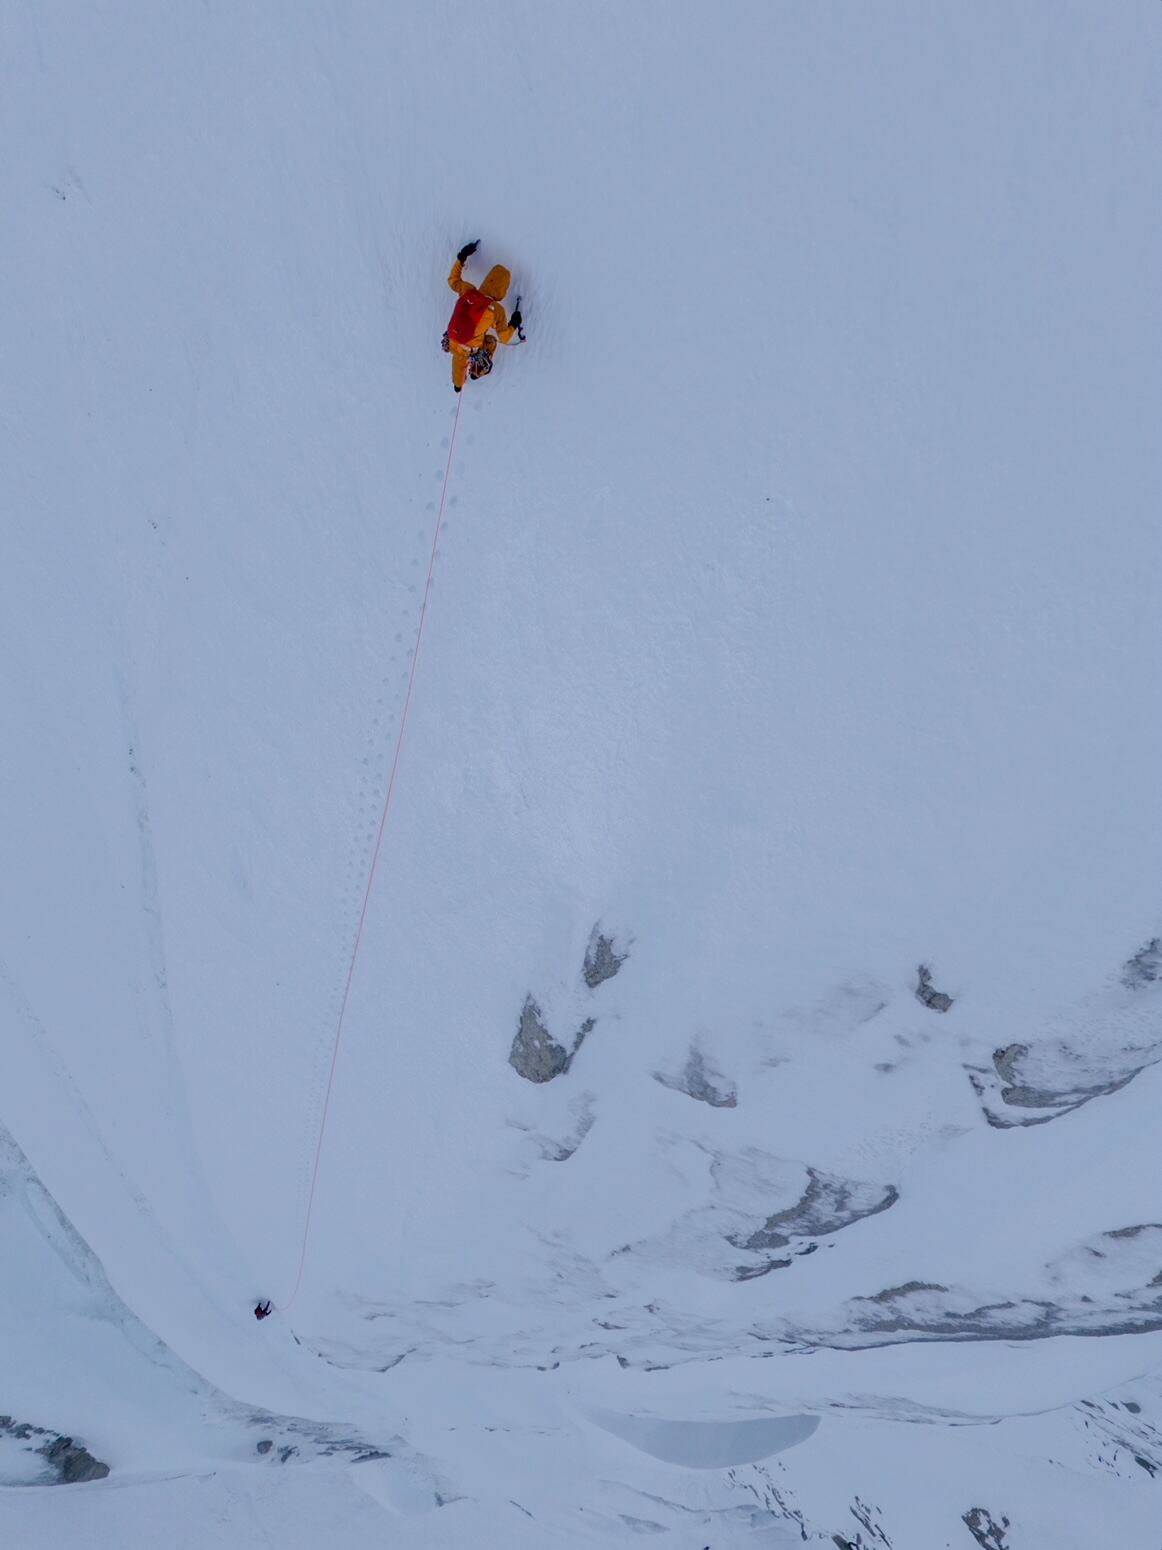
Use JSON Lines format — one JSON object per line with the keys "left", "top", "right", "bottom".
{"left": 278, "top": 393, "right": 464, "bottom": 1311}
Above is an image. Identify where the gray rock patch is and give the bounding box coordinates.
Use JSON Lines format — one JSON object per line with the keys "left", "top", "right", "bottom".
{"left": 42, "top": 1435, "right": 110, "bottom": 1484}
{"left": 728, "top": 1166, "right": 899, "bottom": 1278}
{"left": 812, "top": 1295, "right": 1162, "bottom": 1348}
{"left": 866, "top": 1280, "right": 948, "bottom": 1304}
{"left": 969, "top": 1041, "right": 1151, "bottom": 1128}
{"left": 915, "top": 964, "right": 952, "bottom": 1013}
{"left": 0, "top": 1416, "right": 109, "bottom": 1485}
{"left": 794, "top": 1223, "right": 1162, "bottom": 1350}
{"left": 963, "top": 1507, "right": 1010, "bottom": 1549}
{"left": 509, "top": 997, "right": 570, "bottom": 1083}
{"left": 1068, "top": 1390, "right": 1162, "bottom": 1482}
{"left": 654, "top": 1048, "right": 737, "bottom": 1108}
{"left": 991, "top": 1042, "right": 1026, "bottom": 1085}
{"left": 1104, "top": 1222, "right": 1162, "bottom": 1240}
{"left": 508, "top": 997, "right": 595, "bottom": 1083}
{"left": 584, "top": 927, "right": 629, "bottom": 990}
{"left": 1122, "top": 937, "right": 1162, "bottom": 990}
{"left": 969, "top": 943, "right": 1162, "bottom": 1127}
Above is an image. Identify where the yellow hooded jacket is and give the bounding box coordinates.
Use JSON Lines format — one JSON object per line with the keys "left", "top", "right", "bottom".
{"left": 446, "top": 260, "right": 518, "bottom": 352}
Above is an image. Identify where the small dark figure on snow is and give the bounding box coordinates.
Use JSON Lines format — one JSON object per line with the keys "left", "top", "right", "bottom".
{"left": 254, "top": 1300, "right": 273, "bottom": 1320}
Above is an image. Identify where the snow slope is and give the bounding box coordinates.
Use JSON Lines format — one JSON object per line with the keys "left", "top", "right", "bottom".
{"left": 3, "top": 2, "right": 1161, "bottom": 1545}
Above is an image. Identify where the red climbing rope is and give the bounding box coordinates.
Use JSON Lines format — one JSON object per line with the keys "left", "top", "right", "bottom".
{"left": 278, "top": 393, "right": 464, "bottom": 1310}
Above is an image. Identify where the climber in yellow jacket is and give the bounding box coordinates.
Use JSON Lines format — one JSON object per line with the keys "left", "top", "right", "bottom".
{"left": 442, "top": 240, "right": 523, "bottom": 392}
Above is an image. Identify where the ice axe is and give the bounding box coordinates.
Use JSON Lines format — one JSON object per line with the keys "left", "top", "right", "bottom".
{"left": 513, "top": 293, "right": 527, "bottom": 343}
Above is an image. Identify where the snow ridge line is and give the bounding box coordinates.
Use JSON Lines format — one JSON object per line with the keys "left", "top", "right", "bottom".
{"left": 278, "top": 391, "right": 464, "bottom": 1311}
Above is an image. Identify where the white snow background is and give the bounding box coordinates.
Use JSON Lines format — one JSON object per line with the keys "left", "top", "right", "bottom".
{"left": 2, "top": 2, "right": 1161, "bottom": 1546}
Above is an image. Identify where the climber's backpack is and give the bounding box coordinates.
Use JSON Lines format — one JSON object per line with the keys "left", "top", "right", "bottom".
{"left": 446, "top": 288, "right": 493, "bottom": 347}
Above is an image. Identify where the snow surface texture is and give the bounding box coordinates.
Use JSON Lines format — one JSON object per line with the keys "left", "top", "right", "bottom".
{"left": 3, "top": 2, "right": 1161, "bottom": 1546}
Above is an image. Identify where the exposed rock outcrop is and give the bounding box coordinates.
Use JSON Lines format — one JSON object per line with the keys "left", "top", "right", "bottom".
{"left": 915, "top": 963, "right": 952, "bottom": 1012}
{"left": 963, "top": 1507, "right": 1009, "bottom": 1549}
{"left": 655, "top": 1047, "right": 737, "bottom": 1108}
{"left": 583, "top": 927, "right": 629, "bottom": 990}
{"left": 0, "top": 1416, "right": 109, "bottom": 1485}
{"left": 508, "top": 925, "right": 628, "bottom": 1083}
{"left": 729, "top": 1167, "right": 899, "bottom": 1278}
{"left": 604, "top": 1150, "right": 898, "bottom": 1288}
{"left": 508, "top": 996, "right": 595, "bottom": 1083}
{"left": 509, "top": 997, "right": 570, "bottom": 1082}
{"left": 794, "top": 1222, "right": 1162, "bottom": 1349}
{"left": 1122, "top": 937, "right": 1162, "bottom": 990}
{"left": 966, "top": 941, "right": 1162, "bottom": 1127}
{"left": 1071, "top": 1386, "right": 1162, "bottom": 1481}
{"left": 41, "top": 1434, "right": 110, "bottom": 1484}
{"left": 969, "top": 1041, "right": 1151, "bottom": 1128}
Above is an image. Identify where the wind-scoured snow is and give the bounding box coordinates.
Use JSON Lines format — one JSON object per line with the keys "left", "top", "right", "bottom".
{"left": 3, "top": 3, "right": 1161, "bottom": 1546}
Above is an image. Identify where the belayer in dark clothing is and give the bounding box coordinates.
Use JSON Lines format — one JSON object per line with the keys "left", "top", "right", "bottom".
{"left": 442, "top": 239, "right": 523, "bottom": 392}
{"left": 254, "top": 1300, "right": 273, "bottom": 1320}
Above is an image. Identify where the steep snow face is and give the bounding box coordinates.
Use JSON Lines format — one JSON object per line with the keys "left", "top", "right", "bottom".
{"left": 0, "top": 1121, "right": 393, "bottom": 1478}
{"left": 4, "top": 1, "right": 1162, "bottom": 1546}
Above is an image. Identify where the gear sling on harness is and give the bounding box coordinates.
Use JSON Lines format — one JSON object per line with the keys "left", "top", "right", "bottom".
{"left": 440, "top": 331, "right": 494, "bottom": 378}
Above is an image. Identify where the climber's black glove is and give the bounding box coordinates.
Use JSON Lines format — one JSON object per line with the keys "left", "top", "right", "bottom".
{"left": 456, "top": 240, "right": 479, "bottom": 264}
{"left": 509, "top": 309, "right": 522, "bottom": 331}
